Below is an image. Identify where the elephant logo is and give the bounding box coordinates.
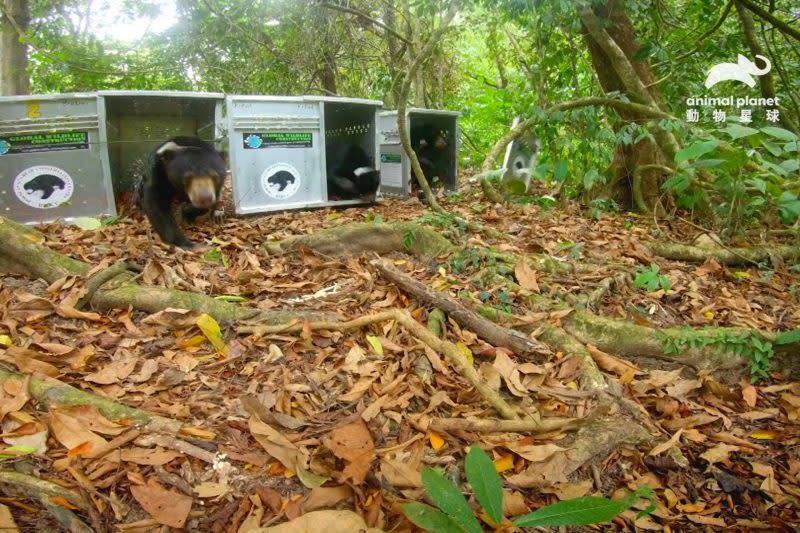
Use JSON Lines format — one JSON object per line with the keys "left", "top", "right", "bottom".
{"left": 704, "top": 54, "right": 771, "bottom": 89}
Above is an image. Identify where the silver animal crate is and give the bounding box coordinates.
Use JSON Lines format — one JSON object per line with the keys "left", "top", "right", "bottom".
{"left": 98, "top": 90, "right": 224, "bottom": 197}
{"left": 502, "top": 116, "right": 540, "bottom": 193}
{"left": 378, "top": 108, "right": 460, "bottom": 197}
{"left": 0, "top": 92, "right": 116, "bottom": 224}
{"left": 226, "top": 95, "right": 382, "bottom": 214}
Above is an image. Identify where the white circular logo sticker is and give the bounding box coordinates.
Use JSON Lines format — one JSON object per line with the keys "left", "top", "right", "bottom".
{"left": 261, "top": 163, "right": 301, "bottom": 200}
{"left": 13, "top": 166, "right": 74, "bottom": 209}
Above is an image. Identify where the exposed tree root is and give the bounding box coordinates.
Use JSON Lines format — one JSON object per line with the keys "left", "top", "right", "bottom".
{"left": 261, "top": 221, "right": 455, "bottom": 259}
{"left": 0, "top": 471, "right": 92, "bottom": 533}
{"left": 0, "top": 368, "right": 182, "bottom": 433}
{"left": 424, "top": 415, "right": 584, "bottom": 434}
{"left": 0, "top": 216, "right": 338, "bottom": 325}
{"left": 650, "top": 241, "right": 800, "bottom": 266}
{"left": 507, "top": 417, "right": 652, "bottom": 488}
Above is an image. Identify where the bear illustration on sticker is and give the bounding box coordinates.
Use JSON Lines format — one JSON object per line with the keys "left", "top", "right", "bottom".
{"left": 704, "top": 54, "right": 771, "bottom": 89}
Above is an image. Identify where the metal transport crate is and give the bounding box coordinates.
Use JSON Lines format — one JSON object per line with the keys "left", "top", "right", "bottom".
{"left": 99, "top": 90, "right": 224, "bottom": 197}
{"left": 226, "top": 95, "right": 382, "bottom": 215}
{"left": 0, "top": 92, "right": 116, "bottom": 223}
{"left": 378, "top": 108, "right": 460, "bottom": 197}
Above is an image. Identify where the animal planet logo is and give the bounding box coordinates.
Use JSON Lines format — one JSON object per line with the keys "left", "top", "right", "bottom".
{"left": 13, "top": 165, "right": 74, "bottom": 209}
{"left": 704, "top": 54, "right": 771, "bottom": 89}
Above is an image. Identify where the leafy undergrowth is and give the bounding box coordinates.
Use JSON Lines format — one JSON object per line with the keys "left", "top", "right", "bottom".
{"left": 0, "top": 186, "right": 798, "bottom": 531}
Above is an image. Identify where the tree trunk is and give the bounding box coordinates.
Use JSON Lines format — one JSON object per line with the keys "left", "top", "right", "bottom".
{"left": 579, "top": 0, "right": 670, "bottom": 212}
{"left": 734, "top": 0, "right": 796, "bottom": 131}
{"left": 0, "top": 0, "right": 30, "bottom": 95}
{"left": 402, "top": 0, "right": 425, "bottom": 107}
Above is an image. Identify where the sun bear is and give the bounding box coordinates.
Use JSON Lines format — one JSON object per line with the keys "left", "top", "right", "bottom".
{"left": 326, "top": 142, "right": 380, "bottom": 201}
{"left": 23, "top": 174, "right": 66, "bottom": 200}
{"left": 136, "top": 136, "right": 225, "bottom": 249}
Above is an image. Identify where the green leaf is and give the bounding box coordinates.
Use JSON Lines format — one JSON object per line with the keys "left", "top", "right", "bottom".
{"left": 761, "top": 140, "right": 783, "bottom": 157}
{"left": 775, "top": 328, "right": 800, "bottom": 345}
{"left": 554, "top": 159, "right": 568, "bottom": 182}
{"left": 465, "top": 446, "right": 503, "bottom": 525}
{"left": 675, "top": 140, "right": 719, "bottom": 164}
{"left": 296, "top": 467, "right": 330, "bottom": 488}
{"left": 513, "top": 496, "right": 627, "bottom": 527}
{"left": 760, "top": 126, "right": 797, "bottom": 142}
{"left": 214, "top": 295, "right": 248, "bottom": 302}
{"left": 402, "top": 503, "right": 466, "bottom": 533}
{"left": 421, "top": 468, "right": 482, "bottom": 533}
{"left": 72, "top": 217, "right": 102, "bottom": 230}
{"left": 719, "top": 124, "right": 759, "bottom": 140}
{"left": 366, "top": 335, "right": 383, "bottom": 356}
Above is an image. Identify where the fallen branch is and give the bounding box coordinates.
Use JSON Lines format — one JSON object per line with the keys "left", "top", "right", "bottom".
{"left": 427, "top": 416, "right": 582, "bottom": 434}
{"left": 372, "top": 258, "right": 550, "bottom": 358}
{"left": 239, "top": 309, "right": 521, "bottom": 420}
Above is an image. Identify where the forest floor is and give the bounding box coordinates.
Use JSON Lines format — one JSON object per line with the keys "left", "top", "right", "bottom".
{"left": 0, "top": 180, "right": 798, "bottom": 532}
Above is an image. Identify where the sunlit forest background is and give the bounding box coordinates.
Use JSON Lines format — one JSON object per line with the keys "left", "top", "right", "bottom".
{"left": 3, "top": 0, "right": 798, "bottom": 229}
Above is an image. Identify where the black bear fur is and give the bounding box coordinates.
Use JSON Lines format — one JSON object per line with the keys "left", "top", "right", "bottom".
{"left": 136, "top": 136, "right": 225, "bottom": 249}
{"left": 326, "top": 142, "right": 380, "bottom": 201}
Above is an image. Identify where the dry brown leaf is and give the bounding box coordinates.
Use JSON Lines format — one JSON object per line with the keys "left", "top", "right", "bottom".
{"left": 741, "top": 383, "right": 758, "bottom": 408}
{"left": 327, "top": 420, "right": 375, "bottom": 484}
{"left": 84, "top": 357, "right": 137, "bottom": 385}
{"left": 514, "top": 259, "right": 540, "bottom": 292}
{"left": 502, "top": 490, "right": 529, "bottom": 517}
{"left": 0, "top": 504, "right": 18, "bottom": 533}
{"left": 12, "top": 351, "right": 60, "bottom": 377}
{"left": 686, "top": 514, "right": 726, "bottom": 527}
{"left": 544, "top": 480, "right": 593, "bottom": 500}
{"left": 130, "top": 478, "right": 193, "bottom": 529}
{"left": 586, "top": 344, "right": 641, "bottom": 376}
{"left": 379, "top": 453, "right": 422, "bottom": 488}
{"left": 0, "top": 375, "right": 30, "bottom": 422}
{"left": 648, "top": 429, "right": 683, "bottom": 456}
{"left": 493, "top": 352, "right": 527, "bottom": 397}
{"left": 250, "top": 510, "right": 383, "bottom": 533}
{"left": 504, "top": 442, "right": 564, "bottom": 462}
{"left": 50, "top": 409, "right": 108, "bottom": 454}
{"left": 249, "top": 416, "right": 307, "bottom": 473}
{"left": 194, "top": 481, "right": 230, "bottom": 498}
{"left": 303, "top": 485, "right": 353, "bottom": 512}
{"left": 54, "top": 405, "right": 126, "bottom": 436}
{"left": 699, "top": 443, "right": 740, "bottom": 465}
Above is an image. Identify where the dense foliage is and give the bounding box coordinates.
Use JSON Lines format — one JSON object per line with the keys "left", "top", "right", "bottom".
{"left": 14, "top": 0, "right": 800, "bottom": 231}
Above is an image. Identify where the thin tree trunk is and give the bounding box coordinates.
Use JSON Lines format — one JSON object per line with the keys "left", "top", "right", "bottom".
{"left": 734, "top": 0, "right": 795, "bottom": 131}
{"left": 0, "top": 0, "right": 30, "bottom": 95}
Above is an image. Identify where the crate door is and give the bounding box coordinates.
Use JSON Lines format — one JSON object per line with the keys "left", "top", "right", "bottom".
{"left": 0, "top": 96, "right": 114, "bottom": 223}
{"left": 229, "top": 100, "right": 323, "bottom": 214}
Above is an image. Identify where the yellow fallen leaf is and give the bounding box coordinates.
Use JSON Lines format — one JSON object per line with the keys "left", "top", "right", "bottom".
{"left": 493, "top": 454, "right": 514, "bottom": 473}
{"left": 196, "top": 313, "right": 229, "bottom": 355}
{"left": 429, "top": 431, "right": 445, "bottom": 450}
{"left": 180, "top": 427, "right": 216, "bottom": 440}
{"left": 456, "top": 342, "right": 474, "bottom": 366}
{"left": 703, "top": 311, "right": 714, "bottom": 319}
{"left": 0, "top": 335, "right": 11, "bottom": 347}
{"left": 749, "top": 429, "right": 776, "bottom": 440}
{"left": 365, "top": 335, "right": 383, "bottom": 356}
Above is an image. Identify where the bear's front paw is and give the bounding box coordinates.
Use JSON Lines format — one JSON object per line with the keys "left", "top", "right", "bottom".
{"left": 212, "top": 209, "right": 225, "bottom": 223}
